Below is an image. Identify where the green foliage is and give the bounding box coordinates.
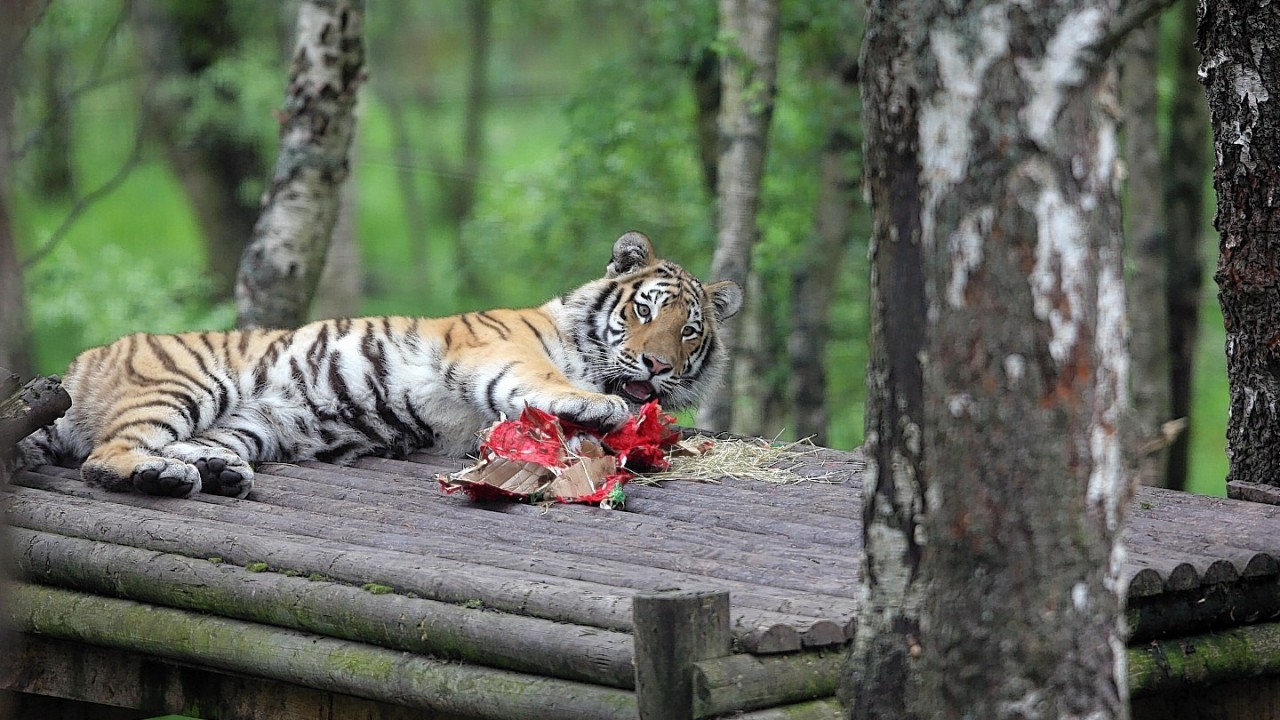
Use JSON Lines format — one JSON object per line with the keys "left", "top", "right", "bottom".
{"left": 25, "top": 242, "right": 234, "bottom": 358}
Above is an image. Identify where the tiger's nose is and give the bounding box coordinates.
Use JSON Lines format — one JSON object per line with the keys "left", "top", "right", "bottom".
{"left": 643, "top": 354, "right": 673, "bottom": 375}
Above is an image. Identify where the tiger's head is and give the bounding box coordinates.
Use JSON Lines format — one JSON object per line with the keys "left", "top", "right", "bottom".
{"left": 567, "top": 232, "right": 743, "bottom": 411}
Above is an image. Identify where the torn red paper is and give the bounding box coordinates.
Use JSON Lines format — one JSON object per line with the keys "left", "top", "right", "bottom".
{"left": 439, "top": 400, "right": 681, "bottom": 509}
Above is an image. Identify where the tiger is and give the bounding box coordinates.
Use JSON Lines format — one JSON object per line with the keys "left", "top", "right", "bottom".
{"left": 14, "top": 232, "right": 742, "bottom": 499}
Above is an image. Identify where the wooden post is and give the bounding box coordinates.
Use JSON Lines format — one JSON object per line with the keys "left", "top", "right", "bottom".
{"left": 633, "top": 588, "right": 731, "bottom": 720}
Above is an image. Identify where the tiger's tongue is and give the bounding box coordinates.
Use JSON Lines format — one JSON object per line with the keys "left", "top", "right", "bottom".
{"left": 622, "top": 381, "right": 656, "bottom": 402}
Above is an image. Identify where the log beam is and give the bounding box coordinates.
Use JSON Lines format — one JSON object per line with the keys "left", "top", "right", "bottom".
{"left": 633, "top": 589, "right": 731, "bottom": 720}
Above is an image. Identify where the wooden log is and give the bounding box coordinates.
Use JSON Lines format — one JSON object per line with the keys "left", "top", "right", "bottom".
{"left": 256, "top": 463, "right": 858, "bottom": 593}
{"left": 5, "top": 485, "right": 638, "bottom": 632}
{"left": 691, "top": 651, "right": 842, "bottom": 718}
{"left": 625, "top": 479, "right": 862, "bottom": 524}
{"left": 14, "top": 466, "right": 861, "bottom": 626}
{"left": 1229, "top": 479, "right": 1280, "bottom": 505}
{"left": 7, "top": 482, "right": 842, "bottom": 649}
{"left": 1129, "top": 619, "right": 1280, "bottom": 697}
{"left": 1124, "top": 567, "right": 1166, "bottom": 598}
{"left": 0, "top": 372, "right": 70, "bottom": 462}
{"left": 633, "top": 589, "right": 731, "bottom": 720}
{"left": 329, "top": 457, "right": 858, "bottom": 566}
{"left": 729, "top": 698, "right": 844, "bottom": 719}
{"left": 619, "top": 494, "right": 861, "bottom": 548}
{"left": 4, "top": 634, "right": 463, "bottom": 720}
{"left": 1127, "top": 575, "right": 1280, "bottom": 643}
{"left": 11, "top": 527, "right": 636, "bottom": 689}
{"left": 8, "top": 583, "right": 639, "bottom": 720}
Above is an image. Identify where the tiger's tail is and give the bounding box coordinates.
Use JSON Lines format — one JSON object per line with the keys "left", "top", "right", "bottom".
{"left": 12, "top": 423, "right": 75, "bottom": 471}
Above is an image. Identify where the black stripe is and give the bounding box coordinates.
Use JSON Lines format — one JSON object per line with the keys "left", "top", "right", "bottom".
{"left": 327, "top": 358, "right": 388, "bottom": 445}
{"left": 404, "top": 401, "right": 436, "bottom": 445}
{"left": 521, "top": 317, "right": 557, "bottom": 359}
{"left": 484, "top": 362, "right": 518, "bottom": 416}
{"left": 473, "top": 312, "right": 510, "bottom": 339}
{"left": 229, "top": 426, "right": 266, "bottom": 457}
{"left": 316, "top": 440, "right": 365, "bottom": 464}
{"left": 107, "top": 419, "right": 182, "bottom": 446}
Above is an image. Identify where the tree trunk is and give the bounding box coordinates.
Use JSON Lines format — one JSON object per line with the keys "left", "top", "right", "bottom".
{"left": 33, "top": 32, "right": 74, "bottom": 200}
{"left": 309, "top": 151, "right": 362, "bottom": 321}
{"left": 0, "top": 6, "right": 50, "bottom": 715}
{"left": 691, "top": 46, "right": 721, "bottom": 197}
{"left": 0, "top": 0, "right": 48, "bottom": 381}
{"left": 1122, "top": 17, "right": 1171, "bottom": 487}
{"left": 788, "top": 53, "right": 860, "bottom": 446}
{"left": 235, "top": 0, "right": 366, "bottom": 330}
{"left": 1163, "top": 0, "right": 1208, "bottom": 492}
{"left": 843, "top": 2, "right": 1131, "bottom": 718}
{"left": 131, "top": 0, "right": 269, "bottom": 299}
{"left": 1200, "top": 1, "right": 1280, "bottom": 495}
{"left": 696, "top": 0, "right": 780, "bottom": 432}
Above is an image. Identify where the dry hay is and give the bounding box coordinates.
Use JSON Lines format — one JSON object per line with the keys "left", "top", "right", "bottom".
{"left": 631, "top": 434, "right": 842, "bottom": 486}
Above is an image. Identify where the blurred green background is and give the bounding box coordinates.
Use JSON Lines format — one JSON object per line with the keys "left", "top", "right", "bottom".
{"left": 6, "top": 0, "right": 1227, "bottom": 494}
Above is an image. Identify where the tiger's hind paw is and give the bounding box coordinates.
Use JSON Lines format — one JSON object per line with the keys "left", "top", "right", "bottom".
{"left": 128, "top": 459, "right": 202, "bottom": 498}
{"left": 194, "top": 456, "right": 254, "bottom": 498}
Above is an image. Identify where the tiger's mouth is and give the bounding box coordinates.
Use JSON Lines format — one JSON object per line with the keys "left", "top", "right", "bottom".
{"left": 617, "top": 380, "right": 658, "bottom": 403}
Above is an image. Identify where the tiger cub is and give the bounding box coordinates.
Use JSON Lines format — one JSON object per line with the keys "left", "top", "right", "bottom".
{"left": 15, "top": 232, "right": 742, "bottom": 499}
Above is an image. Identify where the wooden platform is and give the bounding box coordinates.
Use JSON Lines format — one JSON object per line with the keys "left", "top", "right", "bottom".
{"left": 6, "top": 444, "right": 1280, "bottom": 719}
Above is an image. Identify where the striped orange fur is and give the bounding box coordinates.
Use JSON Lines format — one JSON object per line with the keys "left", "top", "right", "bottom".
{"left": 15, "top": 233, "right": 742, "bottom": 499}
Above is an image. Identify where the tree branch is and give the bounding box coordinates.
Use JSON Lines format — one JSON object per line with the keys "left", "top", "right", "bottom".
{"left": 19, "top": 98, "right": 148, "bottom": 270}
{"left": 1100, "top": 0, "right": 1180, "bottom": 58}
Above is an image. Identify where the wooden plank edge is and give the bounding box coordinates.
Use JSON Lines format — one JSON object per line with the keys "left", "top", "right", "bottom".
{"left": 12, "top": 527, "right": 636, "bottom": 689}
{"left": 7, "top": 583, "right": 638, "bottom": 720}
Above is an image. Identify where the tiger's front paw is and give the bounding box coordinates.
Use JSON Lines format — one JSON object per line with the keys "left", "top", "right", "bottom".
{"left": 129, "top": 458, "right": 202, "bottom": 498}
{"left": 558, "top": 394, "right": 632, "bottom": 432}
{"left": 194, "top": 456, "right": 255, "bottom": 498}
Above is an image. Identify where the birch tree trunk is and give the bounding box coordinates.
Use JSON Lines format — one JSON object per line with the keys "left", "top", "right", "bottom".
{"left": 843, "top": 1, "right": 1131, "bottom": 717}
{"left": 235, "top": 0, "right": 366, "bottom": 329}
{"left": 696, "top": 0, "right": 779, "bottom": 432}
{"left": 1197, "top": 1, "right": 1280, "bottom": 496}
{"left": 1163, "top": 0, "right": 1208, "bottom": 492}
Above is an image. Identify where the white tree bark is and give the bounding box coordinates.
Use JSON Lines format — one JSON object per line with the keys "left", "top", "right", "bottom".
{"left": 235, "top": 0, "right": 365, "bottom": 329}
{"left": 696, "top": 0, "right": 779, "bottom": 432}
{"left": 844, "top": 1, "right": 1132, "bottom": 717}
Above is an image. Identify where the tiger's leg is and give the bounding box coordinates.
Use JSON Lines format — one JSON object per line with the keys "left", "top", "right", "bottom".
{"left": 82, "top": 432, "right": 204, "bottom": 498}
{"left": 472, "top": 358, "right": 633, "bottom": 431}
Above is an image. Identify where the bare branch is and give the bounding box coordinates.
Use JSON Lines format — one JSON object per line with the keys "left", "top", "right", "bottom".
{"left": 1100, "top": 0, "right": 1180, "bottom": 57}
{"left": 20, "top": 95, "right": 150, "bottom": 270}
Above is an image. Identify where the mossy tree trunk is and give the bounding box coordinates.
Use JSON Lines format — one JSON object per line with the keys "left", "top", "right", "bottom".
{"left": 843, "top": 1, "right": 1131, "bottom": 717}
{"left": 235, "top": 0, "right": 366, "bottom": 330}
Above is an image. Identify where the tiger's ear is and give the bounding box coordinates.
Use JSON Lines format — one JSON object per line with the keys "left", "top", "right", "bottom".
{"left": 707, "top": 280, "right": 743, "bottom": 321}
{"left": 606, "top": 232, "right": 656, "bottom": 278}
